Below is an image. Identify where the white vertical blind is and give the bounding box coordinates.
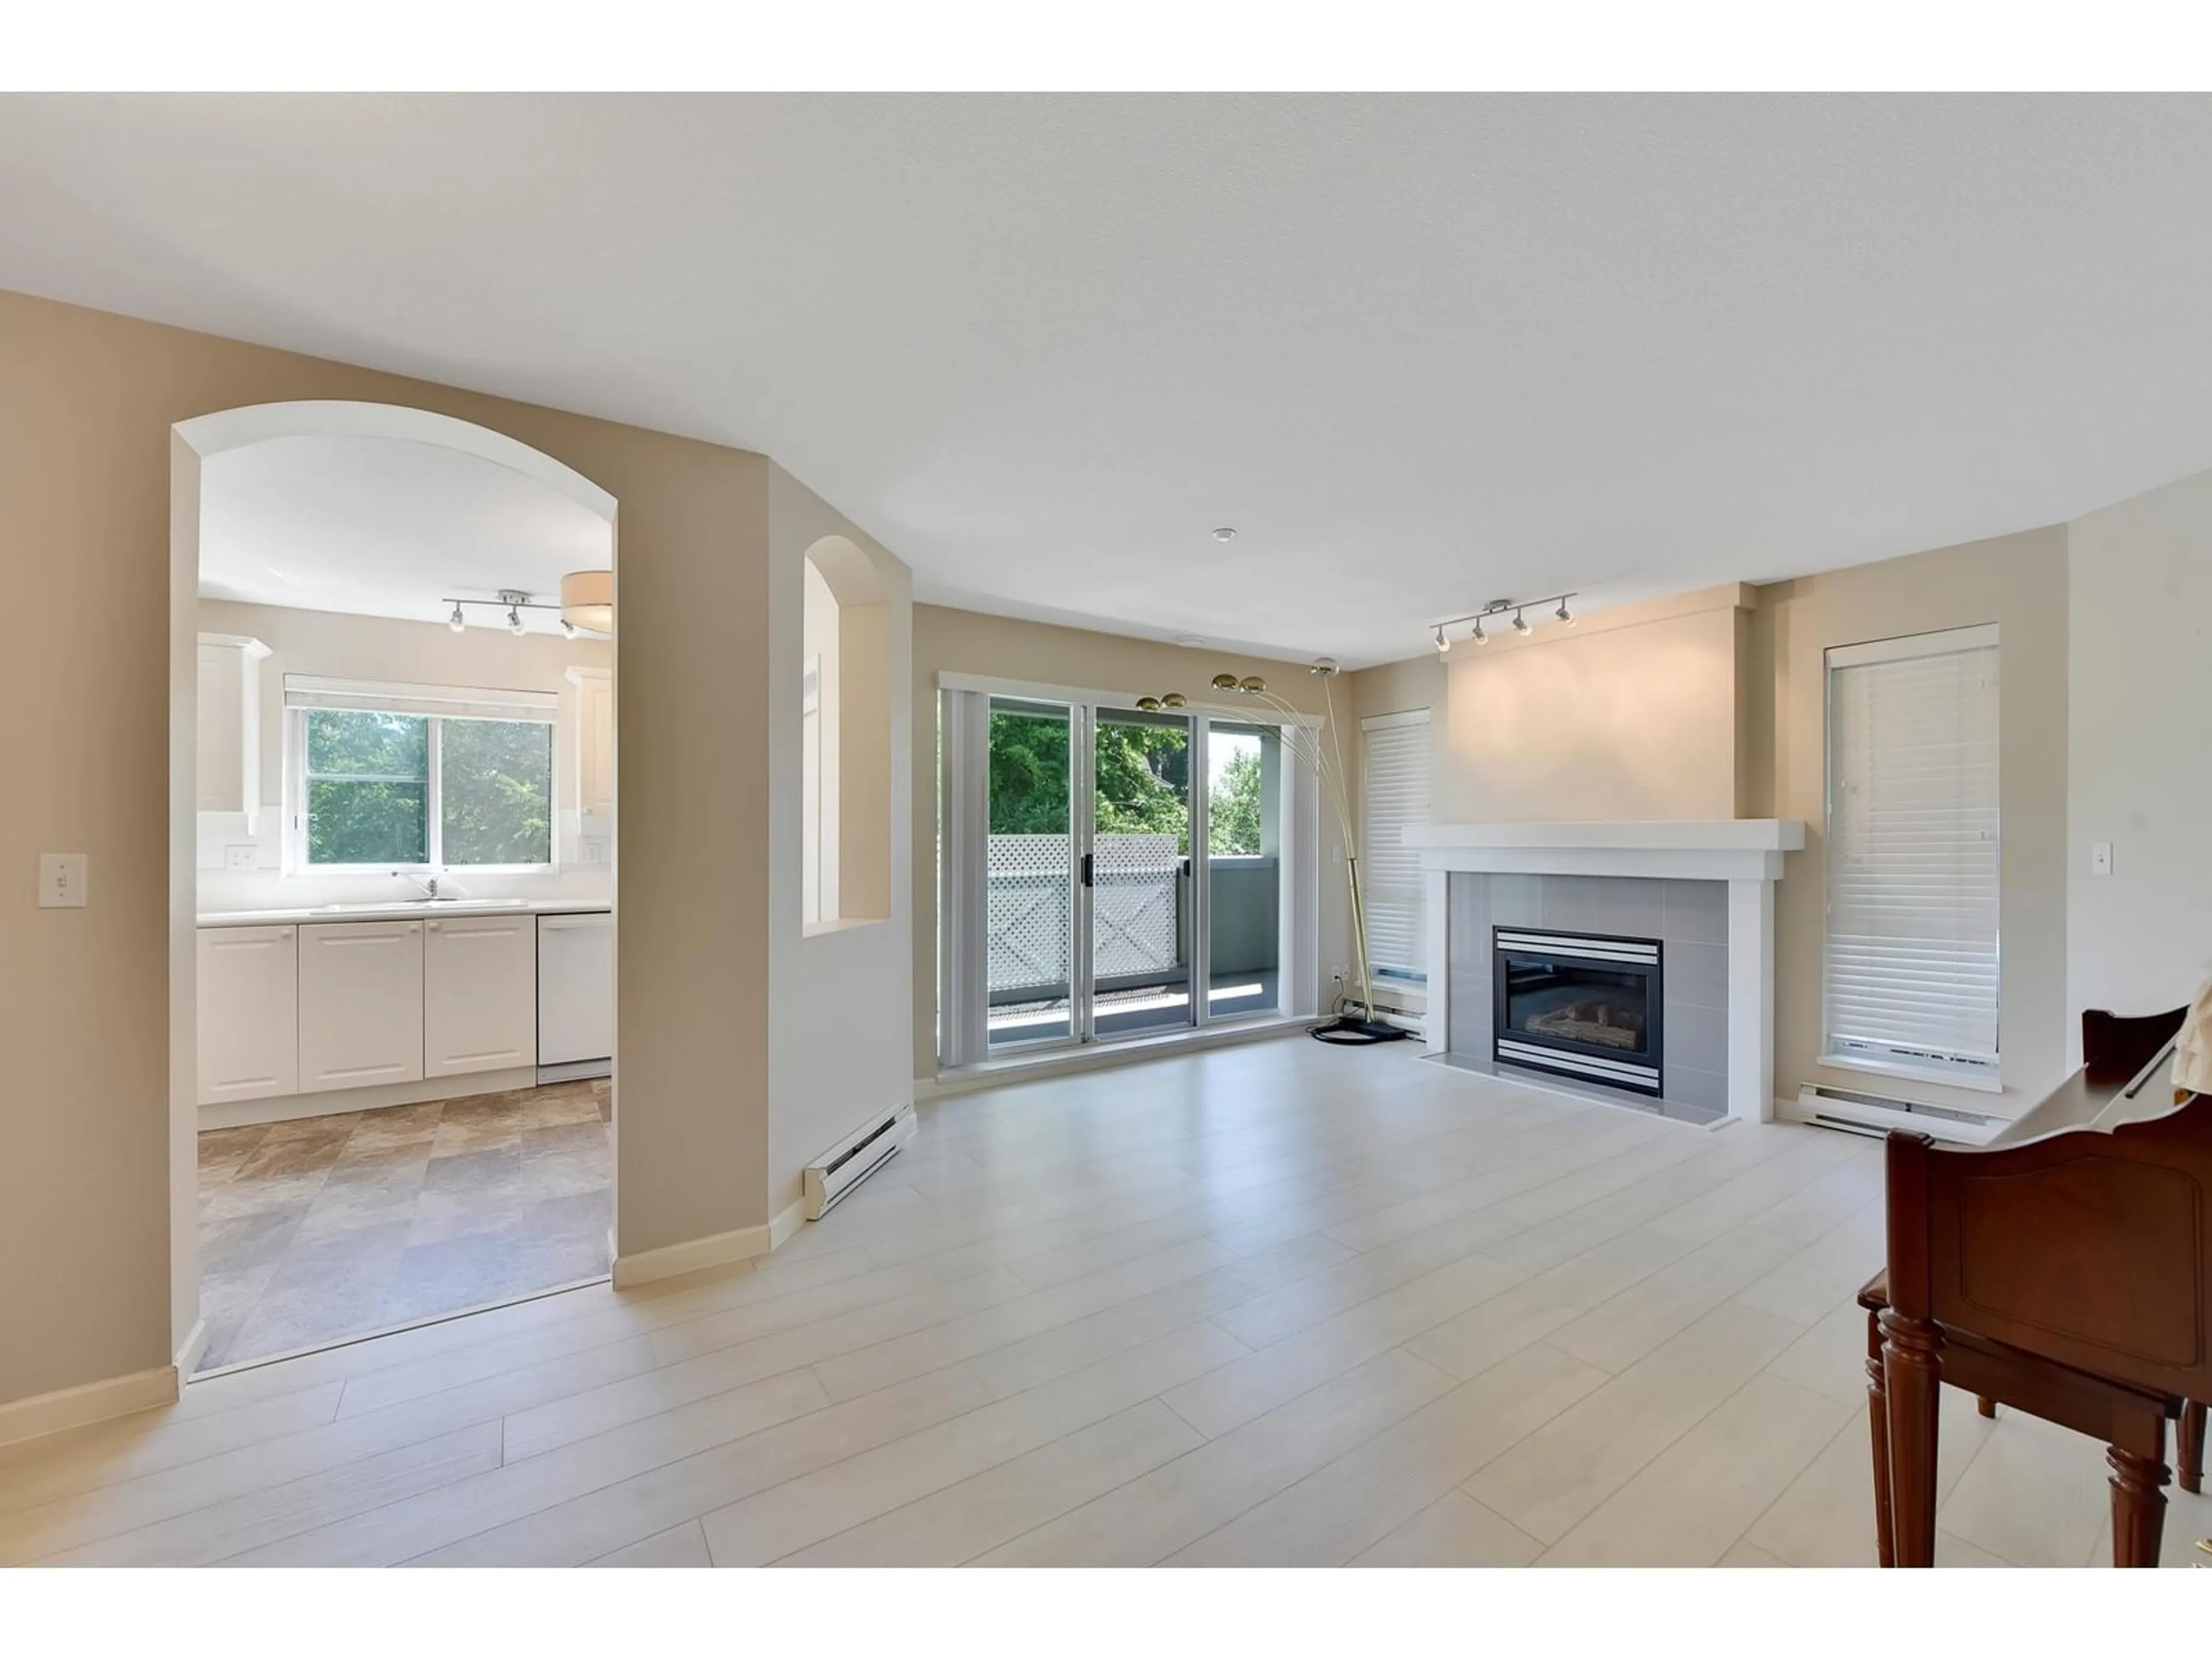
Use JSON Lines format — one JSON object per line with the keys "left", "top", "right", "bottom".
{"left": 1361, "top": 710, "right": 1431, "bottom": 977}
{"left": 1823, "top": 624, "right": 2000, "bottom": 1085}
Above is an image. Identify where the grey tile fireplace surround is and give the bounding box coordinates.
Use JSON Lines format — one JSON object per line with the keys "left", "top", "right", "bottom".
{"left": 1446, "top": 873, "right": 1730, "bottom": 1121}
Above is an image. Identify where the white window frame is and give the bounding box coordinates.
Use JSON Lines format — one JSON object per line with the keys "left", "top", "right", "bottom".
{"left": 1820, "top": 623, "right": 2001, "bottom": 1092}
{"left": 284, "top": 676, "right": 560, "bottom": 875}
{"left": 1360, "top": 707, "right": 1432, "bottom": 988}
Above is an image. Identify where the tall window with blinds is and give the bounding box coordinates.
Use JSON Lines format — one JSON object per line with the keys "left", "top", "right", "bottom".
{"left": 1822, "top": 624, "right": 2000, "bottom": 1088}
{"left": 1359, "top": 710, "right": 1431, "bottom": 988}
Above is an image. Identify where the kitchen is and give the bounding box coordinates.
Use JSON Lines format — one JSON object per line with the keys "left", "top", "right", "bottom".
{"left": 187, "top": 423, "right": 618, "bottom": 1374}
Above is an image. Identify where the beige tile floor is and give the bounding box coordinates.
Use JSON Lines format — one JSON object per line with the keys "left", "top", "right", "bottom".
{"left": 5, "top": 1039, "right": 2205, "bottom": 1566}
{"left": 195, "top": 1081, "right": 613, "bottom": 1373}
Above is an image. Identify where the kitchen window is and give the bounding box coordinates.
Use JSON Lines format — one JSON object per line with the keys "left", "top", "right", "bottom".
{"left": 286, "top": 677, "right": 558, "bottom": 871}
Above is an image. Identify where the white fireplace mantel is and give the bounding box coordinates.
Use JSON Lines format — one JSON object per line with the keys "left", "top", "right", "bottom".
{"left": 1407, "top": 820, "right": 1807, "bottom": 1123}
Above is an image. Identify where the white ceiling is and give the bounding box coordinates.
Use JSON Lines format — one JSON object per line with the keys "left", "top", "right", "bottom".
{"left": 9, "top": 93, "right": 2212, "bottom": 666}
{"left": 200, "top": 434, "right": 612, "bottom": 634}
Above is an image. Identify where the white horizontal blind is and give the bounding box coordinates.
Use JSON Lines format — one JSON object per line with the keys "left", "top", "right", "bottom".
{"left": 1361, "top": 711, "right": 1431, "bottom": 978}
{"left": 1823, "top": 625, "right": 2000, "bottom": 1085}
{"left": 285, "top": 675, "right": 556, "bottom": 723}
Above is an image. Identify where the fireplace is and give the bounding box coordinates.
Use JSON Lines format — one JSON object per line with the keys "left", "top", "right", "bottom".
{"left": 1492, "top": 928, "right": 1663, "bottom": 1096}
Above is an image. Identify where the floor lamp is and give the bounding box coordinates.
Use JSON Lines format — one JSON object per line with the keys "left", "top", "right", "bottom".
{"left": 1139, "top": 661, "right": 1408, "bottom": 1046}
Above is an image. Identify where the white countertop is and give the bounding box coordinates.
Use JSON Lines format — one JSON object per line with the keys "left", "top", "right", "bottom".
{"left": 197, "top": 899, "right": 613, "bottom": 928}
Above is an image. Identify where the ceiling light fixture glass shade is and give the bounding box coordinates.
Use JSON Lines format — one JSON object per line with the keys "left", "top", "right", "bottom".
{"left": 560, "top": 569, "right": 614, "bottom": 635}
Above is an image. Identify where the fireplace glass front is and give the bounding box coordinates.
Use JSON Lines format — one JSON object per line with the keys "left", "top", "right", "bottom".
{"left": 1492, "top": 929, "right": 1663, "bottom": 1095}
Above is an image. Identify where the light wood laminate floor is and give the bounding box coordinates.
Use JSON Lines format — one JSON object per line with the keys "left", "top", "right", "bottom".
{"left": 5, "top": 1039, "right": 2205, "bottom": 1566}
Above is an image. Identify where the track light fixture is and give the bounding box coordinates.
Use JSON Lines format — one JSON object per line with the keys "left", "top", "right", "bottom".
{"left": 441, "top": 586, "right": 604, "bottom": 640}
{"left": 448, "top": 604, "right": 466, "bottom": 634}
{"left": 1428, "top": 592, "right": 1578, "bottom": 653}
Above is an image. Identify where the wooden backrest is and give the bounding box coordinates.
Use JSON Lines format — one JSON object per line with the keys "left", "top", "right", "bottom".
{"left": 1885, "top": 1093, "right": 2212, "bottom": 1400}
{"left": 2082, "top": 1005, "right": 2190, "bottom": 1088}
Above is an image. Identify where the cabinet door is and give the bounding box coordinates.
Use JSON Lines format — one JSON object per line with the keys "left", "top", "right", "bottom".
{"left": 424, "top": 913, "right": 538, "bottom": 1077}
{"left": 196, "top": 925, "right": 298, "bottom": 1104}
{"left": 569, "top": 666, "right": 615, "bottom": 819}
{"left": 298, "top": 919, "right": 425, "bottom": 1091}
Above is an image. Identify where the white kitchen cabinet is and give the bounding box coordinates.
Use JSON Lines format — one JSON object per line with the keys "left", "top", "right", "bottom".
{"left": 196, "top": 924, "right": 297, "bottom": 1105}
{"left": 196, "top": 633, "right": 270, "bottom": 825}
{"left": 566, "top": 664, "right": 615, "bottom": 821}
{"left": 297, "top": 918, "right": 425, "bottom": 1092}
{"left": 537, "top": 910, "right": 613, "bottom": 1071}
{"left": 423, "top": 912, "right": 538, "bottom": 1078}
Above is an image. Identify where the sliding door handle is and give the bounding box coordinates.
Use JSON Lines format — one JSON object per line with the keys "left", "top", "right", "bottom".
{"left": 1080, "top": 853, "right": 1094, "bottom": 888}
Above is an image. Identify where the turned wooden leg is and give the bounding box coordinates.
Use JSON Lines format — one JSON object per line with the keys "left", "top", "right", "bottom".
{"left": 1976, "top": 1396, "right": 1997, "bottom": 1419}
{"left": 1865, "top": 1309, "right": 1895, "bottom": 1567}
{"left": 1880, "top": 1309, "right": 1943, "bottom": 1568}
{"left": 2179, "top": 1400, "right": 2205, "bottom": 1496}
{"left": 2108, "top": 1444, "right": 2170, "bottom": 1567}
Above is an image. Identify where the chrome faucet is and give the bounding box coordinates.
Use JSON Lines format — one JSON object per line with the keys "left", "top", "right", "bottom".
{"left": 393, "top": 872, "right": 442, "bottom": 901}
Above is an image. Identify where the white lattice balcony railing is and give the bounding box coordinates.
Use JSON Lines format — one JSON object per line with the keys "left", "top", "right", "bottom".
{"left": 987, "top": 832, "right": 1184, "bottom": 993}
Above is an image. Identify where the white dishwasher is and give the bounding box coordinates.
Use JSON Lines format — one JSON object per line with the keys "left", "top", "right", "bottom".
{"left": 537, "top": 910, "right": 613, "bottom": 1082}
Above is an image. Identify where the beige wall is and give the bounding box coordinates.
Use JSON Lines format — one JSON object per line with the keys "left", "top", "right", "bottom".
{"left": 0, "top": 288, "right": 800, "bottom": 1411}
{"left": 1753, "top": 527, "right": 2071, "bottom": 1117}
{"left": 768, "top": 469, "right": 914, "bottom": 1216}
{"left": 2066, "top": 467, "right": 2212, "bottom": 1052}
{"left": 909, "top": 605, "right": 1349, "bottom": 1080}
{"left": 1439, "top": 586, "right": 1753, "bottom": 823}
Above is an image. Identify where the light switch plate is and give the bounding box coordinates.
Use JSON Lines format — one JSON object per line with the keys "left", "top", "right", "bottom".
{"left": 2090, "top": 840, "right": 2114, "bottom": 876}
{"left": 39, "top": 853, "right": 88, "bottom": 908}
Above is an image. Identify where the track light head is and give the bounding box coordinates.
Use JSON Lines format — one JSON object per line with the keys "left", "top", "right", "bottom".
{"left": 560, "top": 618, "right": 578, "bottom": 640}
{"left": 1434, "top": 626, "right": 1450, "bottom": 655}
{"left": 1556, "top": 599, "right": 1575, "bottom": 627}
{"left": 448, "top": 604, "right": 466, "bottom": 634}
{"left": 507, "top": 605, "right": 526, "bottom": 637}
{"left": 1471, "top": 618, "right": 1488, "bottom": 645}
{"left": 1512, "top": 608, "right": 1531, "bottom": 635}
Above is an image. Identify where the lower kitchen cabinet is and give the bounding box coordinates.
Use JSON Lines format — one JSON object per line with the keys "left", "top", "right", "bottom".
{"left": 423, "top": 912, "right": 539, "bottom": 1077}
{"left": 196, "top": 924, "right": 298, "bottom": 1104}
{"left": 297, "top": 918, "right": 426, "bottom": 1092}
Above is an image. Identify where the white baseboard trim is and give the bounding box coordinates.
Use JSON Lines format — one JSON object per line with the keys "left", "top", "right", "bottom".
{"left": 199, "top": 1066, "right": 539, "bottom": 1131}
{"left": 174, "top": 1317, "right": 209, "bottom": 1379}
{"left": 0, "top": 1364, "right": 179, "bottom": 1449}
{"left": 611, "top": 1221, "right": 772, "bottom": 1289}
{"left": 769, "top": 1197, "right": 808, "bottom": 1251}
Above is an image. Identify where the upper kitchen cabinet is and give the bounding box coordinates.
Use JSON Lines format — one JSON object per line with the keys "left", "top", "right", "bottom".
{"left": 566, "top": 664, "right": 615, "bottom": 861}
{"left": 196, "top": 633, "right": 271, "bottom": 828}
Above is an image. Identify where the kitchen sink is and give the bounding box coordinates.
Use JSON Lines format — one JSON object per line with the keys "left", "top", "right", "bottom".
{"left": 312, "top": 898, "right": 532, "bottom": 914}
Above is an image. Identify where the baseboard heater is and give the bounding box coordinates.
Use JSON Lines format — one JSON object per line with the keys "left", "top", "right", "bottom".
{"left": 1782, "top": 1084, "right": 2006, "bottom": 1146}
{"left": 803, "top": 1102, "right": 918, "bottom": 1220}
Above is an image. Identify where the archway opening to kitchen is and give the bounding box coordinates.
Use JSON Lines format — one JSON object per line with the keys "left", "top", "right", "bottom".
{"left": 172, "top": 403, "right": 618, "bottom": 1376}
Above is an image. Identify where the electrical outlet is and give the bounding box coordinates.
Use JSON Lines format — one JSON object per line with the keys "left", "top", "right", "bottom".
{"left": 39, "top": 853, "right": 88, "bottom": 908}
{"left": 2090, "top": 840, "right": 2114, "bottom": 877}
{"left": 224, "top": 844, "right": 259, "bottom": 872}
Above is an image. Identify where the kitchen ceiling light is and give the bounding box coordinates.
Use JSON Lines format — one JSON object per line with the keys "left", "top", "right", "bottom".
{"left": 560, "top": 569, "right": 614, "bottom": 635}
{"left": 506, "top": 604, "right": 527, "bottom": 637}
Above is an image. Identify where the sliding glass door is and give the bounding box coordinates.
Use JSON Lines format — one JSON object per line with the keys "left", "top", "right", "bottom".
{"left": 946, "top": 689, "right": 1293, "bottom": 1067}
{"left": 1089, "top": 707, "right": 1195, "bottom": 1039}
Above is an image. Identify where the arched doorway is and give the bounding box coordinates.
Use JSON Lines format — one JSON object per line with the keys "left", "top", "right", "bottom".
{"left": 170, "top": 401, "right": 619, "bottom": 1376}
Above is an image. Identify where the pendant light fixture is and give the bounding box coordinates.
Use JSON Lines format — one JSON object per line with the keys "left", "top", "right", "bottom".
{"left": 560, "top": 569, "right": 614, "bottom": 635}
